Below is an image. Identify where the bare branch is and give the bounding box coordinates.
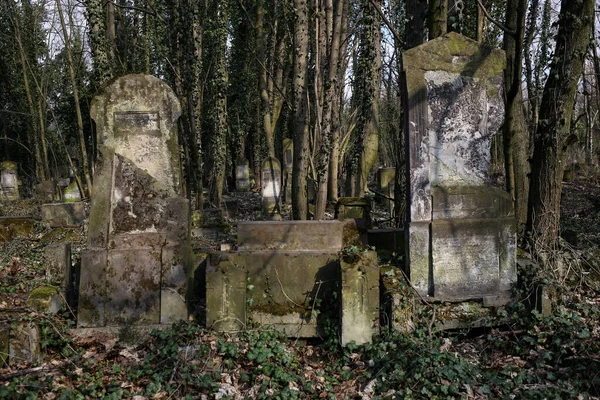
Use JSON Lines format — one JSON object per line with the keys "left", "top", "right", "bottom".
{"left": 475, "top": 0, "right": 516, "bottom": 37}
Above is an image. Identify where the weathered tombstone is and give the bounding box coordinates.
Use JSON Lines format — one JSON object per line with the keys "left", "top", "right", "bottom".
{"left": 44, "top": 242, "right": 72, "bottom": 294}
{"left": 282, "top": 139, "right": 293, "bottom": 203}
{"left": 63, "top": 181, "right": 82, "bottom": 202}
{"left": 335, "top": 197, "right": 372, "bottom": 229}
{"left": 377, "top": 167, "right": 395, "bottom": 214}
{"left": 41, "top": 202, "right": 86, "bottom": 228}
{"left": 0, "top": 161, "right": 19, "bottom": 201}
{"left": 77, "top": 74, "right": 191, "bottom": 328}
{"left": 261, "top": 157, "right": 282, "bottom": 219}
{"left": 235, "top": 157, "right": 250, "bottom": 191}
{"left": 36, "top": 180, "right": 59, "bottom": 202}
{"left": 403, "top": 32, "right": 516, "bottom": 301}
{"left": 340, "top": 250, "right": 379, "bottom": 346}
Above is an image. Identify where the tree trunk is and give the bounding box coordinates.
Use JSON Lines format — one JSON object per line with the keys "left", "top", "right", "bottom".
{"left": 315, "top": 0, "right": 343, "bottom": 219}
{"left": 503, "top": 0, "right": 528, "bottom": 236}
{"left": 292, "top": 0, "right": 310, "bottom": 220}
{"left": 526, "top": 0, "right": 594, "bottom": 251}
{"left": 406, "top": 0, "right": 427, "bottom": 48}
{"left": 427, "top": 0, "right": 447, "bottom": 39}
{"left": 349, "top": 0, "right": 381, "bottom": 196}
{"left": 57, "top": 0, "right": 93, "bottom": 197}
{"left": 205, "top": 0, "right": 228, "bottom": 207}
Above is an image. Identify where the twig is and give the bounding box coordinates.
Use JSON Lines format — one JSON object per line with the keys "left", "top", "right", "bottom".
{"left": 427, "top": 306, "right": 436, "bottom": 338}
{"left": 0, "top": 364, "right": 61, "bottom": 381}
{"left": 274, "top": 269, "right": 304, "bottom": 308}
{"left": 475, "top": 0, "right": 515, "bottom": 37}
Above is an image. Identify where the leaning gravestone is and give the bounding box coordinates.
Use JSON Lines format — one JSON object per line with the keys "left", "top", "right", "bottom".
{"left": 78, "top": 74, "right": 192, "bottom": 328}
{"left": 235, "top": 157, "right": 250, "bottom": 191}
{"left": 403, "top": 32, "right": 516, "bottom": 301}
{"left": 0, "top": 161, "right": 19, "bottom": 201}
{"left": 261, "top": 157, "right": 282, "bottom": 219}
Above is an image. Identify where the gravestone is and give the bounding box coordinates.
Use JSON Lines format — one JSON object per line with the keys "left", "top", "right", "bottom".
{"left": 403, "top": 32, "right": 516, "bottom": 300}
{"left": 0, "top": 161, "right": 19, "bottom": 201}
{"left": 282, "top": 139, "right": 293, "bottom": 203}
{"left": 77, "top": 74, "right": 192, "bottom": 328}
{"left": 63, "top": 181, "right": 82, "bottom": 202}
{"left": 261, "top": 157, "right": 282, "bottom": 219}
{"left": 235, "top": 157, "right": 250, "bottom": 191}
{"left": 377, "top": 167, "right": 395, "bottom": 214}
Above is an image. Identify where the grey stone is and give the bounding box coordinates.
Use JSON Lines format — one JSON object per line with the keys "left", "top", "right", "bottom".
{"left": 9, "top": 321, "right": 42, "bottom": 366}
{"left": 27, "top": 286, "right": 63, "bottom": 314}
{"left": 205, "top": 256, "right": 247, "bottom": 332}
{"left": 335, "top": 197, "right": 372, "bottom": 229}
{"left": 340, "top": 251, "right": 379, "bottom": 346}
{"left": 63, "top": 181, "right": 82, "bottom": 202}
{"left": 44, "top": 242, "right": 72, "bottom": 291}
{"left": 237, "top": 221, "right": 344, "bottom": 251}
{"left": 41, "top": 202, "right": 86, "bottom": 228}
{"left": 235, "top": 158, "right": 250, "bottom": 191}
{"left": 78, "top": 74, "right": 191, "bottom": 328}
{"left": 403, "top": 33, "right": 516, "bottom": 301}
{"left": 261, "top": 157, "right": 282, "bottom": 219}
{"left": 0, "top": 161, "right": 19, "bottom": 201}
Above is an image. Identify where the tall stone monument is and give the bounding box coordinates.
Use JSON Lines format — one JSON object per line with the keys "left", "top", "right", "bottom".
{"left": 78, "top": 74, "right": 192, "bottom": 328}
{"left": 403, "top": 33, "right": 516, "bottom": 301}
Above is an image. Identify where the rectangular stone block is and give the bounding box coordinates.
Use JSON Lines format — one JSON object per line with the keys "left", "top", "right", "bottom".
{"left": 205, "top": 257, "right": 247, "bottom": 332}
{"left": 432, "top": 220, "right": 501, "bottom": 299}
{"left": 406, "top": 222, "right": 431, "bottom": 296}
{"left": 340, "top": 251, "right": 379, "bottom": 346}
{"left": 77, "top": 250, "right": 107, "bottom": 328}
{"left": 432, "top": 186, "right": 513, "bottom": 220}
{"left": 44, "top": 242, "right": 72, "bottom": 291}
{"left": 9, "top": 321, "right": 42, "bottom": 366}
{"left": 41, "top": 202, "right": 86, "bottom": 228}
{"left": 237, "top": 221, "right": 344, "bottom": 251}
{"left": 105, "top": 249, "right": 161, "bottom": 326}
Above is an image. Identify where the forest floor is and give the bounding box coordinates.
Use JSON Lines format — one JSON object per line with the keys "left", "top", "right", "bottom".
{"left": 0, "top": 181, "right": 599, "bottom": 399}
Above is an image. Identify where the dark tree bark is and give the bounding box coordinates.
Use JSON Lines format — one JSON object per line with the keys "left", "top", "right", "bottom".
{"left": 503, "top": 0, "right": 528, "bottom": 236}
{"left": 526, "top": 0, "right": 595, "bottom": 250}
{"left": 291, "top": 0, "right": 310, "bottom": 220}
{"left": 427, "top": 0, "right": 447, "bottom": 39}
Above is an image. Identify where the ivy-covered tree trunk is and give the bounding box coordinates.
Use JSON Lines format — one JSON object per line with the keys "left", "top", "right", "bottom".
{"left": 503, "top": 0, "right": 528, "bottom": 236}
{"left": 347, "top": 0, "right": 381, "bottom": 196}
{"left": 204, "top": 0, "right": 228, "bottom": 207}
{"left": 314, "top": 0, "right": 343, "bottom": 220}
{"left": 406, "top": 0, "right": 427, "bottom": 48}
{"left": 291, "top": 0, "right": 309, "bottom": 220}
{"left": 526, "top": 0, "right": 594, "bottom": 251}
{"left": 86, "top": 0, "right": 112, "bottom": 89}
{"left": 427, "top": 0, "right": 447, "bottom": 39}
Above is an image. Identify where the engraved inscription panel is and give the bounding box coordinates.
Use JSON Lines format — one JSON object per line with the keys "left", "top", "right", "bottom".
{"left": 114, "top": 111, "right": 160, "bottom": 139}
{"left": 432, "top": 221, "right": 500, "bottom": 297}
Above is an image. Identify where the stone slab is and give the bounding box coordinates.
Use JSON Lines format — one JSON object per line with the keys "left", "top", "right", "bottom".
{"left": 41, "top": 202, "right": 86, "bottom": 228}
{"left": 237, "top": 221, "right": 344, "bottom": 251}
{"left": 340, "top": 251, "right": 379, "bottom": 346}
{"left": 431, "top": 219, "right": 501, "bottom": 299}
{"left": 105, "top": 249, "right": 161, "bottom": 326}
{"left": 0, "top": 216, "right": 34, "bottom": 241}
{"left": 431, "top": 186, "right": 513, "bottom": 220}
{"left": 44, "top": 242, "right": 72, "bottom": 290}
{"left": 205, "top": 257, "right": 247, "bottom": 332}
{"left": 77, "top": 250, "right": 107, "bottom": 328}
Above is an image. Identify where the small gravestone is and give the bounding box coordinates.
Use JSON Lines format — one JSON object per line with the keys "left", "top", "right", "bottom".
{"left": 63, "top": 181, "right": 82, "bottom": 202}
{"left": 403, "top": 32, "right": 516, "bottom": 300}
{"left": 0, "top": 161, "right": 19, "bottom": 201}
{"left": 261, "top": 157, "right": 282, "bottom": 219}
{"left": 44, "top": 242, "right": 72, "bottom": 294}
{"left": 41, "top": 202, "right": 86, "bottom": 228}
{"left": 37, "top": 180, "right": 60, "bottom": 202}
{"left": 377, "top": 167, "right": 395, "bottom": 214}
{"left": 335, "top": 197, "right": 372, "bottom": 229}
{"left": 282, "top": 139, "right": 293, "bottom": 203}
{"left": 340, "top": 250, "right": 379, "bottom": 346}
{"left": 235, "top": 157, "right": 250, "bottom": 191}
{"left": 78, "top": 74, "right": 192, "bottom": 328}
